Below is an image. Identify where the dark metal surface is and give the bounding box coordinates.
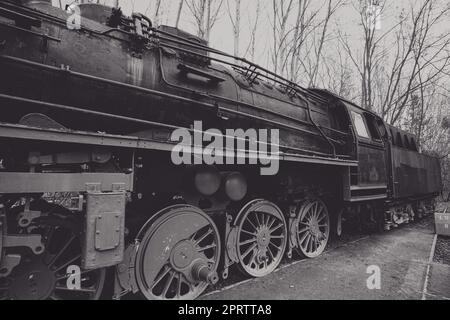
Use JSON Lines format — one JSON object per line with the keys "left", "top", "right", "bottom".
{"left": 0, "top": 206, "right": 106, "bottom": 300}
{"left": 0, "top": 122, "right": 358, "bottom": 166}
{"left": 391, "top": 146, "right": 442, "bottom": 199}
{"left": 0, "top": 0, "right": 353, "bottom": 161}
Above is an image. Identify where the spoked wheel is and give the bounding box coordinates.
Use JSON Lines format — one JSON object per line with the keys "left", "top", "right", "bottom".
{"left": 135, "top": 205, "right": 221, "bottom": 300}
{"left": 0, "top": 208, "right": 105, "bottom": 300}
{"left": 295, "top": 199, "right": 330, "bottom": 258}
{"left": 235, "top": 200, "right": 287, "bottom": 278}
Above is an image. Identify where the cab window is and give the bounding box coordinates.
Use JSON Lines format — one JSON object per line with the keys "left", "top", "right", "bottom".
{"left": 351, "top": 111, "right": 370, "bottom": 138}
{"left": 364, "top": 113, "right": 382, "bottom": 141}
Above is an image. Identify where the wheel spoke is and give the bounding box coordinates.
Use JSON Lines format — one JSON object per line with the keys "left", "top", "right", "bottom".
{"left": 245, "top": 216, "right": 258, "bottom": 230}
{"left": 176, "top": 273, "right": 182, "bottom": 298}
{"left": 268, "top": 241, "right": 281, "bottom": 252}
{"left": 239, "top": 238, "right": 257, "bottom": 246}
{"left": 267, "top": 216, "right": 276, "bottom": 229}
{"left": 253, "top": 212, "right": 261, "bottom": 227}
{"left": 241, "top": 228, "right": 257, "bottom": 236}
{"left": 314, "top": 202, "right": 320, "bottom": 218}
{"left": 301, "top": 234, "right": 311, "bottom": 249}
{"left": 269, "top": 222, "right": 283, "bottom": 234}
{"left": 299, "top": 229, "right": 310, "bottom": 245}
{"left": 316, "top": 205, "right": 324, "bottom": 219}
{"left": 241, "top": 243, "right": 257, "bottom": 259}
{"left": 298, "top": 226, "right": 309, "bottom": 234}
{"left": 267, "top": 246, "right": 275, "bottom": 261}
{"left": 312, "top": 236, "right": 317, "bottom": 252}
{"left": 151, "top": 265, "right": 171, "bottom": 290}
{"left": 197, "top": 243, "right": 217, "bottom": 252}
{"left": 307, "top": 235, "right": 313, "bottom": 252}
{"left": 189, "top": 230, "right": 198, "bottom": 241}
{"left": 270, "top": 235, "right": 284, "bottom": 239}
{"left": 194, "top": 228, "right": 213, "bottom": 246}
{"left": 162, "top": 271, "right": 175, "bottom": 298}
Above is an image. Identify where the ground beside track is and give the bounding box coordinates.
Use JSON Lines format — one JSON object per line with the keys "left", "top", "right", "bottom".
{"left": 201, "top": 214, "right": 450, "bottom": 300}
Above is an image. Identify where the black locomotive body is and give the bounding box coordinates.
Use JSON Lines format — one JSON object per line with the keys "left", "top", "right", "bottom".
{"left": 0, "top": 0, "right": 442, "bottom": 300}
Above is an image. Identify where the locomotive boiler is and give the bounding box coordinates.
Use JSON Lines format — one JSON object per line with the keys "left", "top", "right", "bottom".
{"left": 0, "top": 0, "right": 443, "bottom": 300}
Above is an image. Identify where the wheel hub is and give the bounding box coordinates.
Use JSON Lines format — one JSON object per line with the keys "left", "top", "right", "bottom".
{"left": 8, "top": 257, "right": 56, "bottom": 300}
{"left": 256, "top": 227, "right": 271, "bottom": 248}
{"left": 170, "top": 241, "right": 197, "bottom": 271}
{"left": 309, "top": 219, "right": 320, "bottom": 236}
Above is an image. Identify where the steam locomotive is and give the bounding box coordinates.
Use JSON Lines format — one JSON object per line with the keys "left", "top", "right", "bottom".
{"left": 0, "top": 0, "right": 442, "bottom": 300}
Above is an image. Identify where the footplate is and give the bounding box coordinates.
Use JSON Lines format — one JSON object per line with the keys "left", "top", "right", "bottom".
{"left": 82, "top": 191, "right": 126, "bottom": 270}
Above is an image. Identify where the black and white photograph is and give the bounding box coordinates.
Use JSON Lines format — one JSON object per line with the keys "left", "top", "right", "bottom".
{"left": 0, "top": 0, "right": 449, "bottom": 305}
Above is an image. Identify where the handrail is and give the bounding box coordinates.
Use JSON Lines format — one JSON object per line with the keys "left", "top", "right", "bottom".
{"left": 0, "top": 21, "right": 60, "bottom": 42}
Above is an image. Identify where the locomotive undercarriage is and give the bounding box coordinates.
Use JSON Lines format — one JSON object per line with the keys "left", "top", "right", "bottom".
{"left": 0, "top": 125, "right": 341, "bottom": 300}
{"left": 0, "top": 119, "right": 438, "bottom": 300}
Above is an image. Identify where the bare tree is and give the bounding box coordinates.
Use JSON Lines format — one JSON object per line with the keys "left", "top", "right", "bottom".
{"left": 338, "top": 0, "right": 390, "bottom": 111}
{"left": 382, "top": 0, "right": 450, "bottom": 124}
{"left": 186, "top": 0, "right": 224, "bottom": 41}
{"left": 270, "top": 0, "right": 295, "bottom": 75}
{"left": 307, "top": 0, "right": 344, "bottom": 87}
{"left": 269, "top": 0, "right": 343, "bottom": 85}
{"left": 226, "top": 0, "right": 241, "bottom": 57}
{"left": 339, "top": 0, "right": 450, "bottom": 117}
{"left": 244, "top": 0, "right": 262, "bottom": 61}
{"left": 175, "top": 0, "right": 184, "bottom": 28}
{"left": 321, "top": 42, "right": 356, "bottom": 99}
